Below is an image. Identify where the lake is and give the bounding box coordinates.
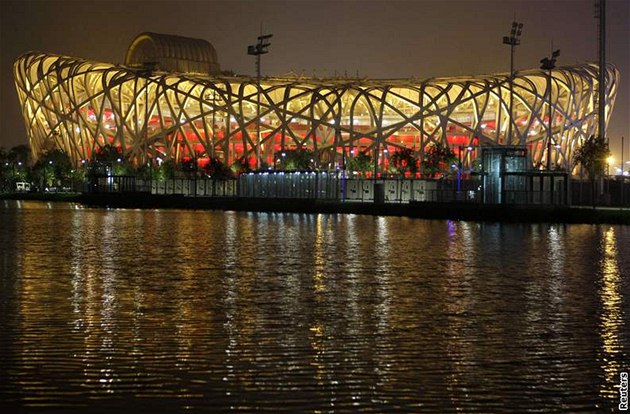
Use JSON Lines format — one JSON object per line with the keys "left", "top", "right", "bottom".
{"left": 0, "top": 200, "right": 628, "bottom": 412}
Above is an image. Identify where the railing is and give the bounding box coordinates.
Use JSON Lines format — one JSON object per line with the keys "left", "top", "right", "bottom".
{"left": 152, "top": 179, "right": 237, "bottom": 197}
{"left": 83, "top": 173, "right": 630, "bottom": 207}
{"left": 345, "top": 179, "right": 482, "bottom": 203}
{"left": 571, "top": 178, "right": 630, "bottom": 207}
{"left": 238, "top": 171, "right": 340, "bottom": 199}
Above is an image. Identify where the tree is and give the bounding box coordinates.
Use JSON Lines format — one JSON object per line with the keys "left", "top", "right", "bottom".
{"left": 32, "top": 148, "right": 73, "bottom": 189}
{"left": 0, "top": 147, "right": 10, "bottom": 192}
{"left": 153, "top": 160, "right": 175, "bottom": 182}
{"left": 574, "top": 134, "right": 610, "bottom": 206}
{"left": 91, "top": 144, "right": 134, "bottom": 176}
{"left": 180, "top": 158, "right": 198, "bottom": 178}
{"left": 275, "top": 148, "right": 314, "bottom": 171}
{"left": 0, "top": 145, "right": 32, "bottom": 192}
{"left": 389, "top": 148, "right": 418, "bottom": 177}
{"left": 346, "top": 151, "right": 373, "bottom": 177}
{"left": 204, "top": 158, "right": 234, "bottom": 179}
{"left": 8, "top": 145, "right": 31, "bottom": 165}
{"left": 574, "top": 135, "right": 610, "bottom": 179}
{"left": 134, "top": 164, "right": 151, "bottom": 181}
{"left": 231, "top": 156, "right": 252, "bottom": 175}
{"left": 421, "top": 142, "right": 456, "bottom": 178}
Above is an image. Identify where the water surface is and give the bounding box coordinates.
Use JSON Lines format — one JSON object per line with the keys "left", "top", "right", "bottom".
{"left": 0, "top": 200, "right": 628, "bottom": 412}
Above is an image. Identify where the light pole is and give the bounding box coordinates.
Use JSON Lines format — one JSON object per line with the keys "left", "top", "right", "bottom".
{"left": 540, "top": 49, "right": 560, "bottom": 171}
{"left": 457, "top": 145, "right": 463, "bottom": 193}
{"left": 596, "top": 0, "right": 606, "bottom": 144}
{"left": 211, "top": 90, "right": 217, "bottom": 160}
{"left": 622, "top": 135, "right": 625, "bottom": 207}
{"left": 248, "top": 32, "right": 273, "bottom": 170}
{"left": 622, "top": 136, "right": 625, "bottom": 177}
{"left": 503, "top": 21, "right": 523, "bottom": 144}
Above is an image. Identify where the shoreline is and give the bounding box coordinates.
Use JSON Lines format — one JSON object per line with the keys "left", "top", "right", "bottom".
{"left": 2, "top": 192, "right": 630, "bottom": 224}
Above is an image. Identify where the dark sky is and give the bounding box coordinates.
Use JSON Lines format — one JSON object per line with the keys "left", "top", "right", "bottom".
{"left": 1, "top": 0, "right": 628, "bottom": 159}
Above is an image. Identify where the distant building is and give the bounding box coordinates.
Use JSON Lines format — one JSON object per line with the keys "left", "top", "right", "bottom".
{"left": 13, "top": 32, "right": 619, "bottom": 174}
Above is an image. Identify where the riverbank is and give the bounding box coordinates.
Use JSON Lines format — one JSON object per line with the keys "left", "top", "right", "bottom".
{"left": 3, "top": 192, "right": 630, "bottom": 224}
{"left": 0, "top": 192, "right": 81, "bottom": 202}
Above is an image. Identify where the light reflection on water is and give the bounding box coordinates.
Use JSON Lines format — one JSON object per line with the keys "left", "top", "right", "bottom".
{"left": 0, "top": 200, "right": 628, "bottom": 412}
{"left": 599, "top": 226, "right": 623, "bottom": 402}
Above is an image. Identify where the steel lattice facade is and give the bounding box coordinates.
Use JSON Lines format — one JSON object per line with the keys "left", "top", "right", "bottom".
{"left": 14, "top": 51, "right": 618, "bottom": 173}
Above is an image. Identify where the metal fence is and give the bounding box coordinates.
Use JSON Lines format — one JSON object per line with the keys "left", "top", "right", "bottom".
{"left": 238, "top": 171, "right": 340, "bottom": 199}
{"left": 85, "top": 173, "right": 630, "bottom": 207}
{"left": 345, "top": 179, "right": 482, "bottom": 203}
{"left": 152, "top": 179, "right": 237, "bottom": 197}
{"left": 571, "top": 178, "right": 630, "bottom": 207}
{"left": 87, "top": 175, "right": 138, "bottom": 193}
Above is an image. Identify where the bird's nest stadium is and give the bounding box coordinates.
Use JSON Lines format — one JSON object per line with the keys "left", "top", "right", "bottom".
{"left": 13, "top": 32, "right": 618, "bottom": 174}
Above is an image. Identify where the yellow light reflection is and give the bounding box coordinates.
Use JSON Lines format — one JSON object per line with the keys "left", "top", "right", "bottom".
{"left": 313, "top": 214, "right": 326, "bottom": 294}
{"left": 598, "top": 226, "right": 623, "bottom": 400}
{"left": 374, "top": 216, "right": 392, "bottom": 328}
{"left": 444, "top": 220, "right": 476, "bottom": 407}
{"left": 547, "top": 225, "right": 565, "bottom": 307}
{"left": 311, "top": 215, "right": 331, "bottom": 388}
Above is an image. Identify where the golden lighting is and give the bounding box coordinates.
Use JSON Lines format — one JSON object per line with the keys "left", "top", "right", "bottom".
{"left": 598, "top": 226, "right": 623, "bottom": 400}
{"left": 14, "top": 52, "right": 618, "bottom": 173}
{"left": 313, "top": 214, "right": 326, "bottom": 294}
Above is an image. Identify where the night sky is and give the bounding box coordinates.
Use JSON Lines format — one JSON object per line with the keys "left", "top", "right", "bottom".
{"left": 1, "top": 0, "right": 628, "bottom": 160}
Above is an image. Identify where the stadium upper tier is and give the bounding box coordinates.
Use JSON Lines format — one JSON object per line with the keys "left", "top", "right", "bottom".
{"left": 14, "top": 46, "right": 618, "bottom": 173}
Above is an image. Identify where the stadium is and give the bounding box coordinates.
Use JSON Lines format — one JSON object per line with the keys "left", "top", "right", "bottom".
{"left": 13, "top": 32, "right": 619, "bottom": 175}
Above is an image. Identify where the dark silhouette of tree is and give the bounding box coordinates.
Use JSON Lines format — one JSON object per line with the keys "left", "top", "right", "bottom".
{"left": 275, "top": 148, "right": 315, "bottom": 171}
{"left": 8, "top": 145, "right": 31, "bottom": 165}
{"left": 0, "top": 145, "right": 32, "bottom": 191}
{"left": 32, "top": 148, "right": 72, "bottom": 189}
{"left": 93, "top": 144, "right": 123, "bottom": 163}
{"left": 180, "top": 158, "right": 198, "bottom": 178}
{"left": 204, "top": 158, "right": 234, "bottom": 179}
{"left": 231, "top": 156, "right": 252, "bottom": 175}
{"left": 0, "top": 147, "right": 9, "bottom": 191}
{"left": 574, "top": 135, "right": 610, "bottom": 206}
{"left": 91, "top": 144, "right": 133, "bottom": 175}
{"left": 389, "top": 148, "right": 418, "bottom": 177}
{"left": 421, "top": 142, "right": 456, "bottom": 178}
{"left": 153, "top": 160, "right": 175, "bottom": 181}
{"left": 346, "top": 152, "right": 373, "bottom": 177}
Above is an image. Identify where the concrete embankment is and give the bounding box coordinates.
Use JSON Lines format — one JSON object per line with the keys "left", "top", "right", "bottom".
{"left": 75, "top": 192, "right": 630, "bottom": 225}
{"left": 3, "top": 192, "right": 630, "bottom": 224}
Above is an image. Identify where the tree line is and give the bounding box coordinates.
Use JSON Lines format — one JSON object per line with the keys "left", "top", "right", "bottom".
{"left": 0, "top": 136, "right": 610, "bottom": 193}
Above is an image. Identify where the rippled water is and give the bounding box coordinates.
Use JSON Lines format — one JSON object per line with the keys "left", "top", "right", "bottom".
{"left": 0, "top": 200, "right": 628, "bottom": 412}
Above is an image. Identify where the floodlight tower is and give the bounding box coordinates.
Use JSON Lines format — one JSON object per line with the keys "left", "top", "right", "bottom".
{"left": 540, "top": 49, "right": 560, "bottom": 171}
{"left": 248, "top": 32, "right": 273, "bottom": 169}
{"left": 502, "top": 21, "right": 523, "bottom": 144}
{"left": 595, "top": 0, "right": 606, "bottom": 142}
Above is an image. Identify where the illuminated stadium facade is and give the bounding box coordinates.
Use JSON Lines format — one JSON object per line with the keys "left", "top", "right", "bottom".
{"left": 14, "top": 33, "right": 618, "bottom": 174}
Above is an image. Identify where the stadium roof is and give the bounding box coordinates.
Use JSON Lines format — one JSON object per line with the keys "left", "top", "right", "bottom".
{"left": 124, "top": 32, "right": 220, "bottom": 75}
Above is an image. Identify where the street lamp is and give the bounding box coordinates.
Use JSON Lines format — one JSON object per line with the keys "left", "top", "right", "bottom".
{"left": 540, "top": 49, "right": 560, "bottom": 170}
{"left": 503, "top": 21, "right": 523, "bottom": 144}
{"left": 456, "top": 145, "right": 464, "bottom": 192}
{"left": 622, "top": 135, "right": 625, "bottom": 207}
{"left": 595, "top": 0, "right": 606, "bottom": 144}
{"left": 248, "top": 32, "right": 273, "bottom": 169}
{"left": 211, "top": 91, "right": 217, "bottom": 160}
{"left": 607, "top": 155, "right": 614, "bottom": 176}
